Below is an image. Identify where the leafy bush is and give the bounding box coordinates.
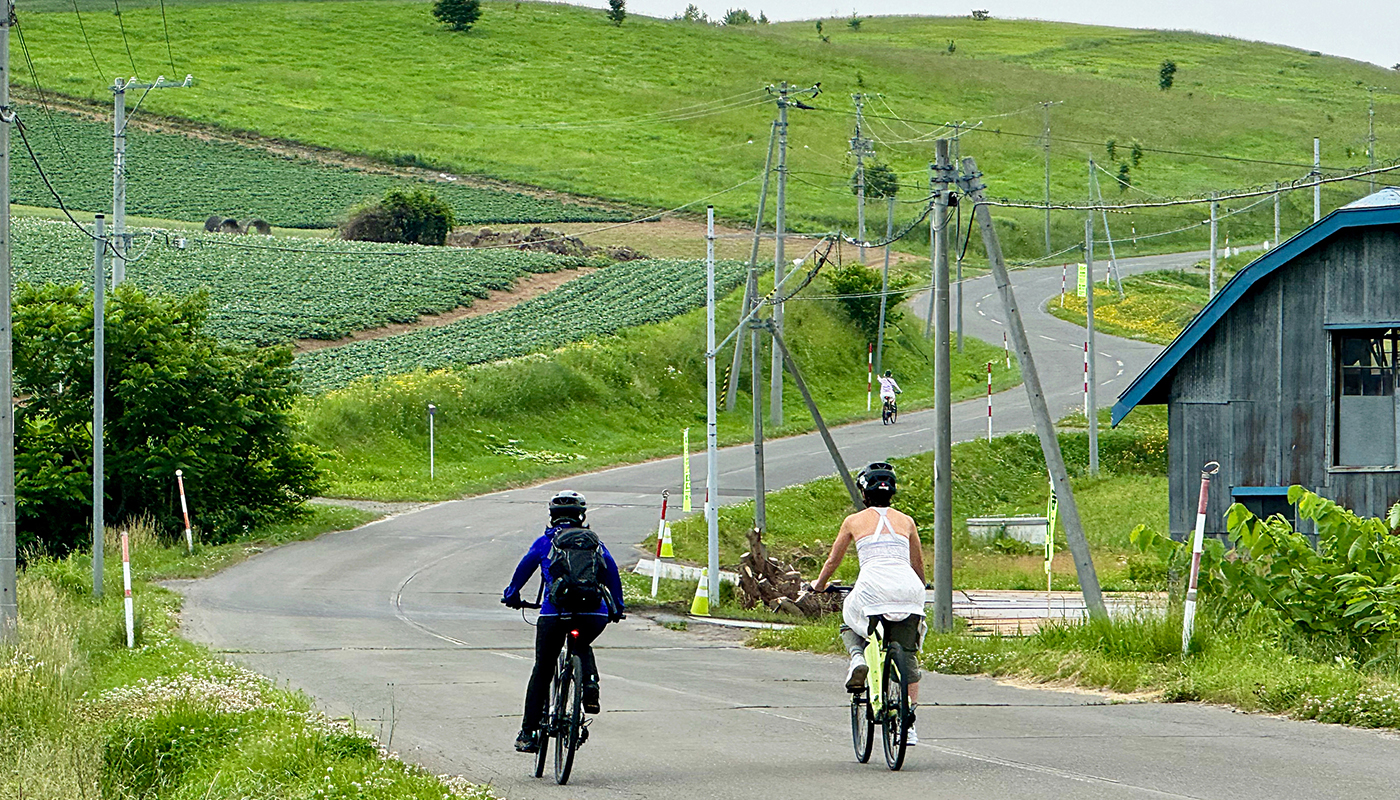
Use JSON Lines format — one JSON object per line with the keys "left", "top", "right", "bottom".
{"left": 607, "top": 0, "right": 626, "bottom": 25}
{"left": 853, "top": 161, "right": 899, "bottom": 199}
{"left": 1159, "top": 59, "right": 1177, "bottom": 90}
{"left": 722, "top": 8, "right": 755, "bottom": 25}
{"left": 14, "top": 284, "right": 321, "bottom": 555}
{"left": 433, "top": 0, "right": 481, "bottom": 31}
{"left": 343, "top": 189, "right": 456, "bottom": 246}
{"left": 825, "top": 262, "right": 916, "bottom": 340}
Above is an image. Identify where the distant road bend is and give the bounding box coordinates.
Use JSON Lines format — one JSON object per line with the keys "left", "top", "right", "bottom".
{"left": 181, "top": 250, "right": 1400, "bottom": 799}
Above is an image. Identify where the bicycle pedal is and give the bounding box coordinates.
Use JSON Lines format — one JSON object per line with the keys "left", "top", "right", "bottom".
{"left": 578, "top": 727, "right": 590, "bottom": 746}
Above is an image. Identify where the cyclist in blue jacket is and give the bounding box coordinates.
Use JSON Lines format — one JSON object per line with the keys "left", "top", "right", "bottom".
{"left": 502, "top": 490, "right": 625, "bottom": 754}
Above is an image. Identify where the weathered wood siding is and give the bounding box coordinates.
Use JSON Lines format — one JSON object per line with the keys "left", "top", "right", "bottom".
{"left": 1165, "top": 224, "right": 1400, "bottom": 541}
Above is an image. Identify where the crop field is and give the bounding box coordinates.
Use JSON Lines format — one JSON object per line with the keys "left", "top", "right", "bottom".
{"left": 14, "top": 1, "right": 1397, "bottom": 261}
{"left": 9, "top": 103, "right": 625, "bottom": 227}
{"left": 295, "top": 257, "right": 748, "bottom": 392}
{"left": 10, "top": 217, "right": 601, "bottom": 345}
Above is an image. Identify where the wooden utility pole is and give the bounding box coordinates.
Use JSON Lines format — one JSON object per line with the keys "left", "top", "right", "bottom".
{"left": 958, "top": 156, "right": 1107, "bottom": 619}
{"left": 931, "top": 139, "right": 954, "bottom": 632}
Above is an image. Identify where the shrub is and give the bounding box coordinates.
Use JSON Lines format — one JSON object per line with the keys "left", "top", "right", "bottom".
{"left": 826, "top": 262, "right": 916, "bottom": 340}
{"left": 853, "top": 161, "right": 899, "bottom": 199}
{"left": 678, "top": 3, "right": 708, "bottom": 22}
{"left": 847, "top": 13, "right": 862, "bottom": 30}
{"left": 722, "top": 8, "right": 755, "bottom": 25}
{"left": 432, "top": 0, "right": 481, "bottom": 32}
{"left": 607, "top": 0, "right": 626, "bottom": 26}
{"left": 1159, "top": 59, "right": 1177, "bottom": 90}
{"left": 342, "top": 189, "right": 456, "bottom": 246}
{"left": 14, "top": 284, "right": 321, "bottom": 556}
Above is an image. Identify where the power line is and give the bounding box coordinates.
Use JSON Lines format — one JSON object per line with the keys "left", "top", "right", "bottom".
{"left": 13, "top": 17, "right": 72, "bottom": 163}
{"left": 158, "top": 0, "right": 176, "bottom": 73}
{"left": 112, "top": 0, "right": 139, "bottom": 74}
{"left": 70, "top": 0, "right": 104, "bottom": 78}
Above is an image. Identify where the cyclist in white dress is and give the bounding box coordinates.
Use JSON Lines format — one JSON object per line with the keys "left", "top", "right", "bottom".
{"left": 812, "top": 462, "right": 927, "bottom": 745}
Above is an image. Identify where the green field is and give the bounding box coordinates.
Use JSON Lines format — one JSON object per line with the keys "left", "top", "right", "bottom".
{"left": 295, "top": 256, "right": 748, "bottom": 392}
{"left": 8, "top": 102, "right": 624, "bottom": 226}
{"left": 15, "top": 1, "right": 1398, "bottom": 261}
{"left": 11, "top": 217, "right": 604, "bottom": 345}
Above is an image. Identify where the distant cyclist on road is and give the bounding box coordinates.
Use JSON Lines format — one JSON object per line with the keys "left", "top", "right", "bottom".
{"left": 878, "top": 370, "right": 902, "bottom": 409}
{"left": 812, "top": 463, "right": 927, "bottom": 745}
{"left": 502, "top": 490, "right": 625, "bottom": 754}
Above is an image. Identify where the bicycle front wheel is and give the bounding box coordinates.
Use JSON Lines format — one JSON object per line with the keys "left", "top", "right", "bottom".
{"left": 881, "top": 643, "right": 911, "bottom": 771}
{"left": 553, "top": 654, "right": 584, "bottom": 785}
{"left": 851, "top": 691, "right": 874, "bottom": 763}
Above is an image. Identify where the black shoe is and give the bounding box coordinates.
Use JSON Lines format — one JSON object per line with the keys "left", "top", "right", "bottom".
{"left": 583, "top": 685, "right": 601, "bottom": 715}
{"left": 514, "top": 730, "right": 539, "bottom": 753}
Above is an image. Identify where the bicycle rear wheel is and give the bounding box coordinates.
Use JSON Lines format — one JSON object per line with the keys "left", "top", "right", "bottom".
{"left": 553, "top": 654, "right": 584, "bottom": 784}
{"left": 881, "top": 643, "right": 911, "bottom": 771}
{"left": 851, "top": 691, "right": 874, "bottom": 763}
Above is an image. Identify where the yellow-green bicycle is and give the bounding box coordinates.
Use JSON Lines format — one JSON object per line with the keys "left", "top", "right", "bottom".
{"left": 850, "top": 615, "right": 915, "bottom": 770}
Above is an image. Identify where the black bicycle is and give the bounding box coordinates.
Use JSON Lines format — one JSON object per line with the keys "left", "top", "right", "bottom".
{"left": 881, "top": 397, "right": 899, "bottom": 425}
{"left": 520, "top": 602, "right": 589, "bottom": 785}
{"left": 851, "top": 615, "right": 915, "bottom": 770}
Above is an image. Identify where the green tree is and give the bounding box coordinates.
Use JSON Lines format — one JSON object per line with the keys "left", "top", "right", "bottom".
{"left": 1159, "top": 59, "right": 1177, "bottom": 90}
{"left": 607, "top": 0, "right": 626, "bottom": 26}
{"left": 827, "top": 263, "right": 916, "bottom": 339}
{"left": 433, "top": 0, "right": 482, "bottom": 31}
{"left": 722, "top": 8, "right": 755, "bottom": 25}
{"left": 14, "top": 284, "right": 320, "bottom": 557}
{"left": 758, "top": 10, "right": 769, "bottom": 23}
{"left": 1105, "top": 138, "right": 1118, "bottom": 162}
{"left": 343, "top": 189, "right": 456, "bottom": 246}
{"left": 854, "top": 162, "right": 900, "bottom": 199}
{"left": 680, "top": 3, "right": 708, "bottom": 22}
{"left": 848, "top": 13, "right": 862, "bottom": 30}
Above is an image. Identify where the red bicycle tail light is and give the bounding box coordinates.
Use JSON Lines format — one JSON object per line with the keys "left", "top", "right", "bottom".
{"left": 571, "top": 630, "right": 580, "bottom": 637}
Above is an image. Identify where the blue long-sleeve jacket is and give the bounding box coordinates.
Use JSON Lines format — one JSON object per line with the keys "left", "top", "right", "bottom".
{"left": 504, "top": 521, "right": 625, "bottom": 618}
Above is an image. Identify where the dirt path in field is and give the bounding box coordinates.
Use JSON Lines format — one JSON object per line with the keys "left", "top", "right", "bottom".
{"left": 292, "top": 266, "right": 595, "bottom": 353}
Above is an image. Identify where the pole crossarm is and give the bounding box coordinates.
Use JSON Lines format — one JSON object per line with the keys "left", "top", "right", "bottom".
{"left": 709, "top": 237, "right": 836, "bottom": 358}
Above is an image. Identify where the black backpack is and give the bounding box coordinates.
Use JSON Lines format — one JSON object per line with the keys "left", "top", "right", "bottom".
{"left": 547, "top": 526, "right": 611, "bottom": 613}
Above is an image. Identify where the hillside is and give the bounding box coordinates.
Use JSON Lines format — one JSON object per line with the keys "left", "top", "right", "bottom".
{"left": 15, "top": 1, "right": 1399, "bottom": 261}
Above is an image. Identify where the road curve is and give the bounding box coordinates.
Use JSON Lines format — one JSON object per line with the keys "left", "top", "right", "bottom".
{"left": 180, "top": 250, "right": 1400, "bottom": 800}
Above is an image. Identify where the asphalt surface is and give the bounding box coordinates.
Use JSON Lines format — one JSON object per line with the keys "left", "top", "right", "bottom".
{"left": 179, "top": 250, "right": 1400, "bottom": 799}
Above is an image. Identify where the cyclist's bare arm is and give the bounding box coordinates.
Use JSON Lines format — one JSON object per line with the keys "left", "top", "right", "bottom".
{"left": 812, "top": 517, "right": 855, "bottom": 591}
{"left": 908, "top": 523, "right": 926, "bottom": 583}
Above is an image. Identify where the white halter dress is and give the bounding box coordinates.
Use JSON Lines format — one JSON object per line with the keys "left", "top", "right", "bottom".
{"left": 841, "top": 508, "right": 927, "bottom": 634}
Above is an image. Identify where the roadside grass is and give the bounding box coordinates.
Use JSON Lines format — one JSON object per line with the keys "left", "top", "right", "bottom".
{"left": 664, "top": 406, "right": 1169, "bottom": 592}
{"left": 301, "top": 280, "right": 1021, "bottom": 502}
{"left": 1047, "top": 251, "right": 1258, "bottom": 345}
{"left": 17, "top": 2, "right": 1394, "bottom": 261}
{"left": 751, "top": 607, "right": 1400, "bottom": 731}
{"left": 2, "top": 513, "right": 487, "bottom": 800}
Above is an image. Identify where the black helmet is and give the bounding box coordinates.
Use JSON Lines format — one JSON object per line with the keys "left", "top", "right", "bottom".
{"left": 548, "top": 490, "right": 587, "bottom": 518}
{"left": 857, "top": 462, "right": 897, "bottom": 496}
{"left": 883, "top": 370, "right": 892, "bottom": 377}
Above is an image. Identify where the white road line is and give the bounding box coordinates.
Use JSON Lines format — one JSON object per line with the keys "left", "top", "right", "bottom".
{"left": 978, "top": 309, "right": 986, "bottom": 317}
{"left": 1039, "top": 335, "right": 1056, "bottom": 342}
{"left": 924, "top": 743, "right": 1208, "bottom": 799}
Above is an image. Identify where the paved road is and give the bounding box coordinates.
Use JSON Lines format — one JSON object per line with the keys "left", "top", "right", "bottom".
{"left": 180, "top": 250, "right": 1400, "bottom": 799}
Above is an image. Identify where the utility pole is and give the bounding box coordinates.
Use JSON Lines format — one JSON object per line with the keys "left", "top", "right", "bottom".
{"left": 111, "top": 74, "right": 193, "bottom": 286}
{"left": 959, "top": 156, "right": 1107, "bottom": 619}
{"left": 1089, "top": 161, "right": 1123, "bottom": 299}
{"left": 92, "top": 214, "right": 106, "bottom": 597}
{"left": 1274, "top": 181, "right": 1281, "bottom": 247}
{"left": 705, "top": 207, "right": 720, "bottom": 603}
{"left": 925, "top": 162, "right": 935, "bottom": 340}
{"left": 874, "top": 195, "right": 892, "bottom": 376}
{"left": 1085, "top": 215, "right": 1098, "bottom": 476}
{"left": 0, "top": 0, "right": 15, "bottom": 642}
{"left": 1209, "top": 193, "right": 1218, "bottom": 299}
{"left": 1313, "top": 137, "right": 1321, "bottom": 223}
{"left": 726, "top": 121, "right": 777, "bottom": 412}
{"left": 931, "top": 139, "right": 954, "bottom": 633}
{"left": 767, "top": 81, "right": 819, "bottom": 428}
{"left": 851, "top": 93, "right": 873, "bottom": 264}
{"left": 1038, "top": 101, "right": 1062, "bottom": 258}
{"left": 1368, "top": 88, "right": 1380, "bottom": 194}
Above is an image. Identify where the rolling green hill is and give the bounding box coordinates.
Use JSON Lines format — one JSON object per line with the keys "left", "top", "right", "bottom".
{"left": 13, "top": 1, "right": 1400, "bottom": 260}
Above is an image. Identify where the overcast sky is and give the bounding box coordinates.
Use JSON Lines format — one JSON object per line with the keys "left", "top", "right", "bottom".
{"left": 603, "top": 0, "right": 1399, "bottom": 68}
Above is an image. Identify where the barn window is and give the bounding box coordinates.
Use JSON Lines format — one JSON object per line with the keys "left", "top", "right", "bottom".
{"left": 1231, "top": 486, "right": 1296, "bottom": 527}
{"left": 1334, "top": 329, "right": 1398, "bottom": 467}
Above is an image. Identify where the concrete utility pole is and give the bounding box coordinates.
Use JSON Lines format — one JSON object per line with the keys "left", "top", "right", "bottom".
{"left": 874, "top": 195, "right": 893, "bottom": 376}
{"left": 92, "top": 214, "right": 106, "bottom": 597}
{"left": 726, "top": 121, "right": 777, "bottom": 412}
{"left": 111, "top": 74, "right": 192, "bottom": 285}
{"left": 1089, "top": 161, "right": 1123, "bottom": 299}
{"left": 851, "top": 93, "right": 874, "bottom": 264}
{"left": 959, "top": 156, "right": 1107, "bottom": 619}
{"left": 925, "top": 162, "right": 935, "bottom": 340}
{"left": 931, "top": 139, "right": 954, "bottom": 633}
{"left": 0, "top": 0, "right": 15, "bottom": 642}
{"left": 1313, "top": 137, "right": 1321, "bottom": 223}
{"left": 705, "top": 207, "right": 720, "bottom": 603}
{"left": 1085, "top": 215, "right": 1098, "bottom": 477}
{"left": 1274, "top": 181, "right": 1281, "bottom": 247}
{"left": 1368, "top": 88, "right": 1380, "bottom": 194}
{"left": 1209, "top": 194, "right": 1218, "bottom": 299}
{"left": 1038, "top": 101, "right": 1062, "bottom": 258}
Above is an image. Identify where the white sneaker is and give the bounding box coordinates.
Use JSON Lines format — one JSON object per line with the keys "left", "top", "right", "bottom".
{"left": 906, "top": 723, "right": 918, "bottom": 747}
{"left": 845, "top": 654, "right": 869, "bottom": 692}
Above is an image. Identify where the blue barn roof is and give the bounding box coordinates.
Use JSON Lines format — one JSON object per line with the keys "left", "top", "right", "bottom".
{"left": 1111, "top": 189, "right": 1400, "bottom": 426}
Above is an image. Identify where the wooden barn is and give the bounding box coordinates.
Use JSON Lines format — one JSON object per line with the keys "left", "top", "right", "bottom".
{"left": 1113, "top": 189, "right": 1400, "bottom": 542}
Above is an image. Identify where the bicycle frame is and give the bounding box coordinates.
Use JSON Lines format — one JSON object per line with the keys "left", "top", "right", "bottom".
{"left": 863, "top": 625, "right": 887, "bottom": 715}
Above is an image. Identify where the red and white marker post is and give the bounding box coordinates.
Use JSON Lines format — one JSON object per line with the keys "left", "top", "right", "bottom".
{"left": 176, "top": 469, "right": 193, "bottom": 553}
{"left": 121, "top": 530, "right": 134, "bottom": 648}
{"left": 1003, "top": 331, "right": 1010, "bottom": 368}
{"left": 866, "top": 343, "right": 874, "bottom": 411}
{"left": 1083, "top": 342, "right": 1090, "bottom": 419}
{"left": 1060, "top": 263, "right": 1067, "bottom": 308}
{"left": 651, "top": 490, "right": 671, "bottom": 598}
{"left": 986, "top": 362, "right": 993, "bottom": 441}
{"left": 1181, "top": 461, "right": 1220, "bottom": 654}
